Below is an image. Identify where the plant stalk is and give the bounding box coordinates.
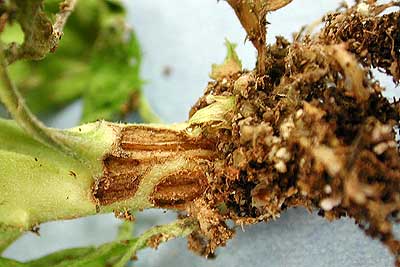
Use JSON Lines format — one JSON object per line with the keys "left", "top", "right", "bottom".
{"left": 0, "top": 119, "right": 217, "bottom": 234}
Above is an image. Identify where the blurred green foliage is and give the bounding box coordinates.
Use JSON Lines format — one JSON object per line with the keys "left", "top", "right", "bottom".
{"left": 0, "top": 218, "right": 195, "bottom": 267}
{"left": 3, "top": 0, "right": 150, "bottom": 123}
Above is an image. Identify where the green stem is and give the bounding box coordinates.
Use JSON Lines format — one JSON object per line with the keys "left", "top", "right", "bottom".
{"left": 138, "top": 93, "right": 161, "bottom": 123}
{"left": 0, "top": 49, "right": 65, "bottom": 151}
{"left": 0, "top": 48, "right": 101, "bottom": 165}
{"left": 117, "top": 220, "right": 135, "bottom": 241}
{"left": 114, "top": 218, "right": 197, "bottom": 267}
{"left": 0, "top": 118, "right": 215, "bottom": 232}
{"left": 0, "top": 94, "right": 230, "bottom": 244}
{"left": 0, "top": 119, "right": 102, "bottom": 232}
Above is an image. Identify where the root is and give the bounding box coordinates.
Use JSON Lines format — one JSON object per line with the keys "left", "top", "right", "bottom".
{"left": 184, "top": 2, "right": 400, "bottom": 266}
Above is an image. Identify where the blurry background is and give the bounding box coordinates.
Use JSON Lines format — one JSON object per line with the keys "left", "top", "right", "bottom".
{"left": 3, "top": 0, "right": 399, "bottom": 266}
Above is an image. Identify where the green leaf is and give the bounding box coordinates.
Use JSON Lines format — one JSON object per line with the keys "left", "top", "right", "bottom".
{"left": 137, "top": 94, "right": 161, "bottom": 123}
{"left": 0, "top": 257, "right": 25, "bottom": 267}
{"left": 4, "top": 0, "right": 157, "bottom": 123}
{"left": 6, "top": 0, "right": 101, "bottom": 115}
{"left": 27, "top": 247, "right": 98, "bottom": 267}
{"left": 0, "top": 219, "right": 197, "bottom": 267}
{"left": 29, "top": 242, "right": 134, "bottom": 267}
{"left": 81, "top": 15, "right": 142, "bottom": 123}
{"left": 117, "top": 220, "right": 135, "bottom": 241}
{"left": 189, "top": 95, "right": 235, "bottom": 125}
{"left": 113, "top": 218, "right": 197, "bottom": 267}
{"left": 0, "top": 230, "right": 21, "bottom": 254}
{"left": 210, "top": 39, "right": 242, "bottom": 80}
{"left": 0, "top": 240, "right": 134, "bottom": 267}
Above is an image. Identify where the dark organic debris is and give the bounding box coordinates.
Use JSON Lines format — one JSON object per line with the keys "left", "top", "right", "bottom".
{"left": 186, "top": 2, "right": 400, "bottom": 266}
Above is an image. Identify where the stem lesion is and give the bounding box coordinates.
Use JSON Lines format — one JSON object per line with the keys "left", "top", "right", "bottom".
{"left": 94, "top": 124, "right": 217, "bottom": 211}
{"left": 0, "top": 119, "right": 219, "bottom": 233}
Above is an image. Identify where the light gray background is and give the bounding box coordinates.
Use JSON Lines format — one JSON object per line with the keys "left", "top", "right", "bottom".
{"left": 3, "top": 1, "right": 399, "bottom": 266}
